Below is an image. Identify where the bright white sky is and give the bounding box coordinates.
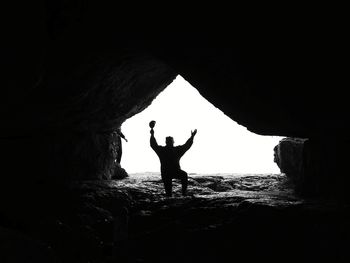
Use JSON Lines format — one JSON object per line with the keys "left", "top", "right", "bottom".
{"left": 121, "top": 76, "right": 283, "bottom": 174}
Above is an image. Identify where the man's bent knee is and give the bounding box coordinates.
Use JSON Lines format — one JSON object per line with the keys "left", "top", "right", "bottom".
{"left": 176, "top": 170, "right": 188, "bottom": 180}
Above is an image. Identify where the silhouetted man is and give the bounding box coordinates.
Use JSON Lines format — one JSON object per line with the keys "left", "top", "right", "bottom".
{"left": 149, "top": 120, "right": 197, "bottom": 197}
{"left": 116, "top": 128, "right": 128, "bottom": 164}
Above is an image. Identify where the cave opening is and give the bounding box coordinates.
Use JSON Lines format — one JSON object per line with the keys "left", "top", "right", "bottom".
{"left": 121, "top": 76, "right": 284, "bottom": 176}
{"left": 2, "top": 7, "right": 349, "bottom": 262}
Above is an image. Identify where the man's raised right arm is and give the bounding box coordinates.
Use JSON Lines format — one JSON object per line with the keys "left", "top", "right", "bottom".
{"left": 150, "top": 128, "right": 159, "bottom": 152}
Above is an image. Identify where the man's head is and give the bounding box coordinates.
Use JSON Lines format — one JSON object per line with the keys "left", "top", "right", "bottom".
{"left": 165, "top": 136, "right": 174, "bottom": 146}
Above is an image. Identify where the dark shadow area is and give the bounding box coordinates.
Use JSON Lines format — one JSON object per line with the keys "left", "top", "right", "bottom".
{"left": 1, "top": 3, "right": 350, "bottom": 263}
{"left": 3, "top": 174, "right": 347, "bottom": 263}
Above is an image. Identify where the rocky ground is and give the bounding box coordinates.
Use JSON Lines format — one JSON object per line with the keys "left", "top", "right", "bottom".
{"left": 1, "top": 173, "right": 350, "bottom": 262}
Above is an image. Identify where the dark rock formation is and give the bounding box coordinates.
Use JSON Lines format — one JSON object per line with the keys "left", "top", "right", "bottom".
{"left": 0, "top": 226, "right": 59, "bottom": 263}
{"left": 274, "top": 137, "right": 307, "bottom": 185}
{"left": 274, "top": 137, "right": 350, "bottom": 198}
{"left": 299, "top": 138, "right": 350, "bottom": 198}
{"left": 1, "top": 174, "right": 346, "bottom": 263}
{"left": 1, "top": 3, "right": 350, "bottom": 263}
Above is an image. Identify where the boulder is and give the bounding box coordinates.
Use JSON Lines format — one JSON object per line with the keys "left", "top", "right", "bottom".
{"left": 274, "top": 137, "right": 307, "bottom": 185}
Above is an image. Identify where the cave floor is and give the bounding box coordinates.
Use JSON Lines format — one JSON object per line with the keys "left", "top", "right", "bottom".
{"left": 71, "top": 173, "right": 350, "bottom": 263}
{"left": 3, "top": 174, "right": 349, "bottom": 263}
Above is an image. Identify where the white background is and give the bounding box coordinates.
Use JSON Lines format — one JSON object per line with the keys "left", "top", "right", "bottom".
{"left": 121, "top": 76, "right": 283, "bottom": 174}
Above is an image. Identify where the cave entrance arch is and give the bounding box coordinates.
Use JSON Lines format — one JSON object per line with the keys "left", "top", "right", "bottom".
{"left": 121, "top": 76, "right": 283, "bottom": 175}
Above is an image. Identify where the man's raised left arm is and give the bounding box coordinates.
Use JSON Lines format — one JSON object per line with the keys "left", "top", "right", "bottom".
{"left": 180, "top": 129, "right": 197, "bottom": 154}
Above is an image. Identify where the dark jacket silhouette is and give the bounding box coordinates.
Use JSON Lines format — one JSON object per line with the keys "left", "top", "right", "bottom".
{"left": 150, "top": 128, "right": 197, "bottom": 196}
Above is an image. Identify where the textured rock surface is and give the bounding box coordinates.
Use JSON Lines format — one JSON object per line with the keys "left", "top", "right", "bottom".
{"left": 0, "top": 226, "right": 59, "bottom": 263}
{"left": 274, "top": 137, "right": 307, "bottom": 182}
{"left": 0, "top": 52, "right": 176, "bottom": 191}
{"left": 2, "top": 174, "right": 349, "bottom": 263}
{"left": 274, "top": 137, "right": 350, "bottom": 197}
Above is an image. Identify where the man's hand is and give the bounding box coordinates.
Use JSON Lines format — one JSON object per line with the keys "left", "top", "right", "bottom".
{"left": 149, "top": 120, "right": 156, "bottom": 128}
{"left": 191, "top": 129, "right": 197, "bottom": 137}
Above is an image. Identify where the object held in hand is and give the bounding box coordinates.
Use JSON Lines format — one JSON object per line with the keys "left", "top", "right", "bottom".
{"left": 149, "top": 120, "right": 156, "bottom": 128}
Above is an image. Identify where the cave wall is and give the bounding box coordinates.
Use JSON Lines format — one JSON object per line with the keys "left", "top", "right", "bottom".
{"left": 1, "top": 53, "right": 176, "bottom": 197}
{"left": 1, "top": 2, "right": 349, "bottom": 199}
{"left": 274, "top": 137, "right": 350, "bottom": 198}
{"left": 300, "top": 138, "right": 350, "bottom": 198}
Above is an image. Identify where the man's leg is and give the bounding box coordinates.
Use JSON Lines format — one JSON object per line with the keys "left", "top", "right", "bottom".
{"left": 179, "top": 170, "right": 188, "bottom": 196}
{"left": 162, "top": 176, "right": 173, "bottom": 197}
